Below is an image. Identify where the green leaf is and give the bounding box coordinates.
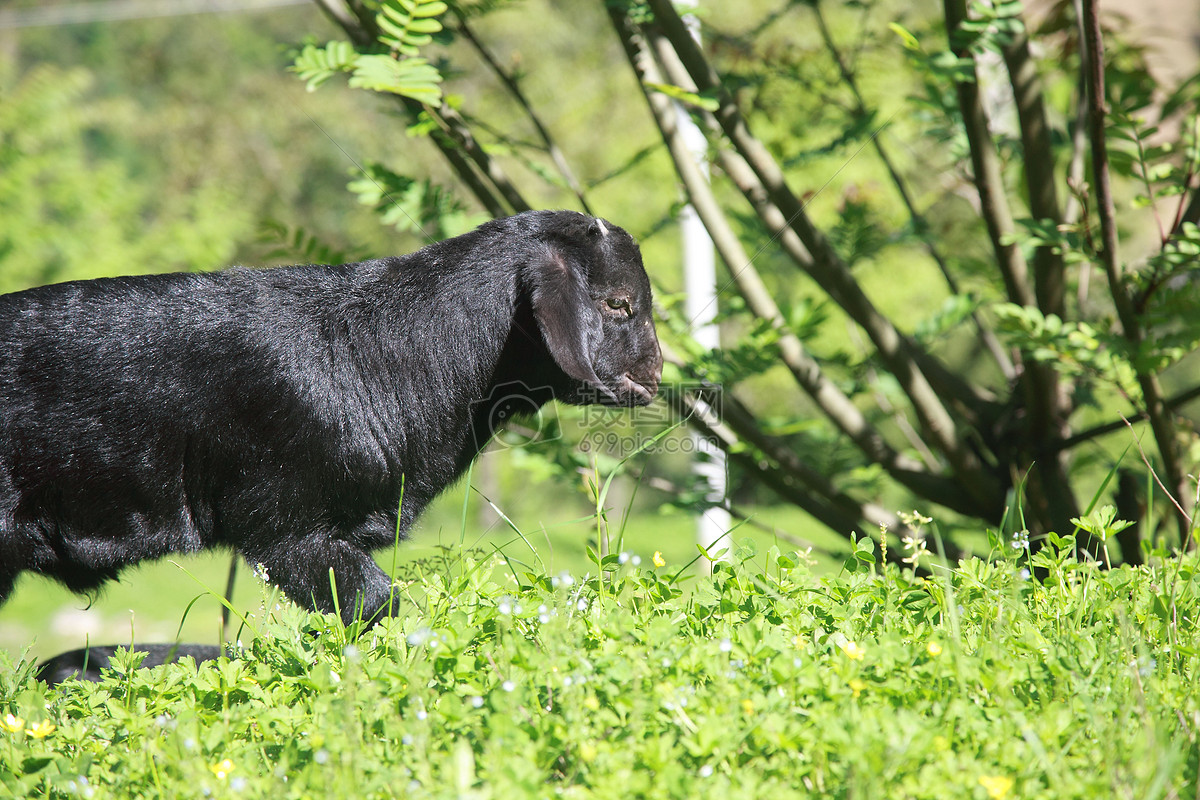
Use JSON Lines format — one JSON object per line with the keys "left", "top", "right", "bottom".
{"left": 349, "top": 55, "right": 443, "bottom": 105}
{"left": 888, "top": 22, "right": 921, "bottom": 50}
{"left": 290, "top": 40, "right": 359, "bottom": 92}
{"left": 645, "top": 82, "right": 720, "bottom": 112}
{"left": 377, "top": 0, "right": 448, "bottom": 54}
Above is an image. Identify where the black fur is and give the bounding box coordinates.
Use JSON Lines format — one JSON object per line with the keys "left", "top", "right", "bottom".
{"left": 35, "top": 643, "right": 224, "bottom": 684}
{"left": 1, "top": 210, "right": 661, "bottom": 630}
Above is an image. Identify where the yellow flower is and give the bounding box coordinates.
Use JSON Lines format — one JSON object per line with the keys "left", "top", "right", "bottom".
{"left": 210, "top": 759, "right": 235, "bottom": 780}
{"left": 653, "top": 551, "right": 666, "bottom": 568}
{"left": 583, "top": 695, "right": 600, "bottom": 712}
{"left": 840, "top": 640, "right": 866, "bottom": 661}
{"left": 579, "top": 741, "right": 598, "bottom": 763}
{"left": 26, "top": 720, "right": 55, "bottom": 739}
{"left": 978, "top": 775, "right": 1014, "bottom": 800}
{"left": 848, "top": 678, "right": 866, "bottom": 698}
{"left": 0, "top": 714, "right": 24, "bottom": 734}
{"left": 741, "top": 698, "right": 755, "bottom": 715}
{"left": 927, "top": 641, "right": 943, "bottom": 657}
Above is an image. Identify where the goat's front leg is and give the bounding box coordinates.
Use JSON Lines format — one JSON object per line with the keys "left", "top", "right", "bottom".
{"left": 242, "top": 532, "right": 397, "bottom": 627}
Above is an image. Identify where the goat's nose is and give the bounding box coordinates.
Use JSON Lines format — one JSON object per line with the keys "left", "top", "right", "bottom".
{"left": 626, "top": 358, "right": 661, "bottom": 401}
{"left": 648, "top": 343, "right": 664, "bottom": 387}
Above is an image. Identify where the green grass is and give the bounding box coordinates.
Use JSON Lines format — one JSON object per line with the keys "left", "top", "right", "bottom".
{"left": 0, "top": 483, "right": 854, "bottom": 662}
{"left": 1, "top": 529, "right": 1197, "bottom": 798}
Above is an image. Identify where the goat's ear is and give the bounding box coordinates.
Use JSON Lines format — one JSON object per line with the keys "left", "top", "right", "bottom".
{"left": 530, "top": 247, "right": 615, "bottom": 401}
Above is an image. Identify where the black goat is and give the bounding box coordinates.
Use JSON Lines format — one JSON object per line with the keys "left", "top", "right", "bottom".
{"left": 1, "top": 210, "right": 662, "bottom": 640}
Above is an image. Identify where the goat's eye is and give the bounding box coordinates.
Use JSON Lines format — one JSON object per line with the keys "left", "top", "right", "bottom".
{"left": 605, "top": 297, "right": 633, "bottom": 317}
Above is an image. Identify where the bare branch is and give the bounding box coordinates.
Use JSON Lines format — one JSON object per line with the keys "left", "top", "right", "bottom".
{"left": 1002, "top": 20, "right": 1066, "bottom": 317}
{"left": 1172, "top": 180, "right": 1200, "bottom": 236}
{"left": 661, "top": 382, "right": 966, "bottom": 567}
{"left": 434, "top": 104, "right": 531, "bottom": 215}
{"left": 641, "top": 0, "right": 1000, "bottom": 505}
{"left": 1080, "top": 0, "right": 1191, "bottom": 536}
{"left": 454, "top": 16, "right": 594, "bottom": 215}
{"left": 311, "top": 0, "right": 372, "bottom": 46}
{"left": 943, "top": 0, "right": 1034, "bottom": 309}
{"left": 609, "top": 10, "right": 980, "bottom": 512}
{"left": 811, "top": 0, "right": 1015, "bottom": 382}
{"left": 310, "top": 1, "right": 529, "bottom": 218}
{"left": 1054, "top": 384, "right": 1200, "bottom": 453}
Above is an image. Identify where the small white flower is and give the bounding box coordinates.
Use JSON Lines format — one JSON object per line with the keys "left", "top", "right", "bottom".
{"left": 719, "top": 638, "right": 733, "bottom": 653}
{"left": 470, "top": 696, "right": 484, "bottom": 708}
{"left": 314, "top": 749, "right": 329, "bottom": 765}
{"left": 415, "top": 709, "right": 428, "bottom": 721}
{"left": 401, "top": 734, "right": 414, "bottom": 746}
{"left": 343, "top": 644, "right": 359, "bottom": 662}
{"left": 407, "top": 627, "right": 433, "bottom": 646}
{"left": 901, "top": 533, "right": 930, "bottom": 566}
{"left": 502, "top": 680, "right": 516, "bottom": 692}
{"left": 619, "top": 551, "right": 630, "bottom": 564}
{"left": 498, "top": 598, "right": 513, "bottom": 616}
{"left": 1011, "top": 529, "right": 1031, "bottom": 551}
{"left": 699, "top": 764, "right": 714, "bottom": 778}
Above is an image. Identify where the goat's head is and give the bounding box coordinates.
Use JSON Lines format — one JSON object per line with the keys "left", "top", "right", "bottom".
{"left": 527, "top": 211, "right": 662, "bottom": 408}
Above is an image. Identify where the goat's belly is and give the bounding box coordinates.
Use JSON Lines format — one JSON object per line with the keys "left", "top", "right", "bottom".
{"left": 15, "top": 494, "right": 207, "bottom": 582}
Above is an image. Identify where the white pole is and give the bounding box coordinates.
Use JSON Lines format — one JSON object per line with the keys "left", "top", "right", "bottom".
{"left": 676, "top": 1, "right": 730, "bottom": 573}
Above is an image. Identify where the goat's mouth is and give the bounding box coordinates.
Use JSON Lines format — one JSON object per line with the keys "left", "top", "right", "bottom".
{"left": 600, "top": 373, "right": 656, "bottom": 407}
{"left": 623, "top": 375, "right": 656, "bottom": 404}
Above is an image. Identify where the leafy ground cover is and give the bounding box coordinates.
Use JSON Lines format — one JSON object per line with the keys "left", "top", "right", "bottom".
{"left": 1, "top": 528, "right": 1197, "bottom": 799}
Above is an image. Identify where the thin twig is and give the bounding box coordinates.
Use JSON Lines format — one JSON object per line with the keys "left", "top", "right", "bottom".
{"left": 1053, "top": 384, "right": 1200, "bottom": 452}
{"left": 1121, "top": 416, "right": 1190, "bottom": 533}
